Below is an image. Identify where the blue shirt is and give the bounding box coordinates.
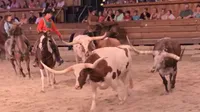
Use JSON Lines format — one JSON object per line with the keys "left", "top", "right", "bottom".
{"left": 4, "top": 19, "right": 19, "bottom": 37}
{"left": 132, "top": 16, "right": 140, "bottom": 20}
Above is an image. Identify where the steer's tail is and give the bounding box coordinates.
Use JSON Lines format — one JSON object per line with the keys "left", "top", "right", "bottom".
{"left": 68, "top": 33, "right": 76, "bottom": 50}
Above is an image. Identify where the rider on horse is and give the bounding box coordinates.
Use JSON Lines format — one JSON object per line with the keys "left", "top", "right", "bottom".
{"left": 3, "top": 14, "right": 31, "bottom": 59}
{"left": 32, "top": 9, "right": 64, "bottom": 67}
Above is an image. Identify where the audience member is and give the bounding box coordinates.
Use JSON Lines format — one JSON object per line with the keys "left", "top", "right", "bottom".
{"left": 11, "top": 0, "right": 21, "bottom": 9}
{"left": 150, "top": 7, "right": 160, "bottom": 20}
{"left": 29, "top": 0, "right": 36, "bottom": 8}
{"left": 50, "top": 0, "right": 57, "bottom": 8}
{"left": 105, "top": 9, "right": 115, "bottom": 21}
{"left": 6, "top": 3, "right": 11, "bottom": 9}
{"left": 35, "top": 0, "right": 41, "bottom": 8}
{"left": 123, "top": 11, "right": 132, "bottom": 21}
{"left": 41, "top": 0, "right": 47, "bottom": 8}
{"left": 28, "top": 11, "right": 37, "bottom": 24}
{"left": 98, "top": 11, "right": 105, "bottom": 22}
{"left": 140, "top": 8, "right": 151, "bottom": 20}
{"left": 114, "top": 9, "right": 124, "bottom": 21}
{"left": 177, "top": 4, "right": 193, "bottom": 19}
{"left": 166, "top": 10, "right": 176, "bottom": 20}
{"left": 22, "top": 0, "right": 28, "bottom": 8}
{"left": 193, "top": 4, "right": 200, "bottom": 18}
{"left": 13, "top": 13, "right": 20, "bottom": 22}
{"left": 57, "top": 0, "right": 65, "bottom": 8}
{"left": 20, "top": 13, "right": 28, "bottom": 24}
{"left": 132, "top": 10, "right": 140, "bottom": 20}
{"left": 0, "top": 1, "right": 6, "bottom": 9}
{"left": 35, "top": 12, "right": 43, "bottom": 24}
{"left": 160, "top": 8, "right": 167, "bottom": 20}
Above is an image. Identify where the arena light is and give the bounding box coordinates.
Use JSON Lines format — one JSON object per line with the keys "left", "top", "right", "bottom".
{"left": 100, "top": 3, "right": 104, "bottom": 6}
{"left": 103, "top": 0, "right": 106, "bottom": 2}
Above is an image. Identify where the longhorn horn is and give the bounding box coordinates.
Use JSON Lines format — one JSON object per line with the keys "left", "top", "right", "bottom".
{"left": 62, "top": 40, "right": 80, "bottom": 46}
{"left": 126, "top": 36, "right": 153, "bottom": 55}
{"left": 40, "top": 57, "right": 107, "bottom": 74}
{"left": 90, "top": 32, "right": 107, "bottom": 41}
{"left": 163, "top": 52, "right": 180, "bottom": 61}
{"left": 40, "top": 61, "right": 74, "bottom": 74}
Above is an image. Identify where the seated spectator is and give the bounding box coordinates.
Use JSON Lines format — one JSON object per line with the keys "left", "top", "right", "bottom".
{"left": 29, "top": 0, "right": 36, "bottom": 8}
{"left": 13, "top": 13, "right": 20, "bottom": 22}
{"left": 132, "top": 10, "right": 140, "bottom": 20}
{"left": 104, "top": 9, "right": 115, "bottom": 22}
{"left": 177, "top": 4, "right": 193, "bottom": 19}
{"left": 11, "top": 0, "right": 21, "bottom": 9}
{"left": 166, "top": 10, "right": 176, "bottom": 20}
{"left": 57, "top": 0, "right": 65, "bottom": 8}
{"left": 28, "top": 11, "right": 37, "bottom": 24}
{"left": 123, "top": 11, "right": 132, "bottom": 21}
{"left": 35, "top": 12, "right": 43, "bottom": 24}
{"left": 160, "top": 8, "right": 167, "bottom": 20}
{"left": 140, "top": 8, "right": 151, "bottom": 20}
{"left": 0, "top": 1, "right": 6, "bottom": 9}
{"left": 20, "top": 13, "right": 28, "bottom": 24}
{"left": 36, "top": 0, "right": 41, "bottom": 8}
{"left": 193, "top": 4, "right": 200, "bottom": 18}
{"left": 50, "top": 0, "right": 57, "bottom": 8}
{"left": 6, "top": 3, "right": 11, "bottom": 9}
{"left": 114, "top": 9, "right": 124, "bottom": 22}
{"left": 41, "top": 0, "right": 47, "bottom": 8}
{"left": 98, "top": 11, "right": 105, "bottom": 22}
{"left": 150, "top": 7, "right": 160, "bottom": 20}
{"left": 22, "top": 0, "right": 28, "bottom": 8}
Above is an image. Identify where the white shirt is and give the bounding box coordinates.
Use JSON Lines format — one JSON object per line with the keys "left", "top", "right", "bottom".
{"left": 167, "top": 14, "right": 176, "bottom": 20}
{"left": 35, "top": 17, "right": 42, "bottom": 24}
{"left": 57, "top": 1, "right": 65, "bottom": 7}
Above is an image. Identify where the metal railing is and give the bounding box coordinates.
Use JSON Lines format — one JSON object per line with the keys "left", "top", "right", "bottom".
{"left": 78, "top": 5, "right": 88, "bottom": 23}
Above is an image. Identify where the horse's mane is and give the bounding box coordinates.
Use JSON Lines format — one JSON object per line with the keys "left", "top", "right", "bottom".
{"left": 9, "top": 24, "right": 23, "bottom": 36}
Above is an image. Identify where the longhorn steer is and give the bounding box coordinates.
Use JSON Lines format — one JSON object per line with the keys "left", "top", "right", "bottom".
{"left": 41, "top": 46, "right": 133, "bottom": 111}
{"left": 127, "top": 37, "right": 183, "bottom": 93}
{"left": 63, "top": 33, "right": 121, "bottom": 63}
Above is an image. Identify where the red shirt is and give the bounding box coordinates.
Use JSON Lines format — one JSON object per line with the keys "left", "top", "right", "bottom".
{"left": 37, "top": 17, "right": 62, "bottom": 38}
{"left": 123, "top": 16, "right": 132, "bottom": 21}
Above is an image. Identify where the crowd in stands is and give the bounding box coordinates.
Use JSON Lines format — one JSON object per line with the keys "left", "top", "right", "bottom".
{"left": 84, "top": 4, "right": 200, "bottom": 23}
{"left": 105, "top": 0, "right": 180, "bottom": 4}
{"left": 0, "top": 0, "right": 65, "bottom": 10}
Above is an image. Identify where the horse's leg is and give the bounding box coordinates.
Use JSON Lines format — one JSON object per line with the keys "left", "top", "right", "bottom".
{"left": 50, "top": 73, "right": 55, "bottom": 89}
{"left": 16, "top": 59, "right": 26, "bottom": 77}
{"left": 26, "top": 57, "right": 31, "bottom": 78}
{"left": 40, "top": 69, "right": 45, "bottom": 92}
{"left": 52, "top": 73, "right": 56, "bottom": 84}
{"left": 10, "top": 59, "right": 17, "bottom": 75}
{"left": 44, "top": 68, "right": 51, "bottom": 86}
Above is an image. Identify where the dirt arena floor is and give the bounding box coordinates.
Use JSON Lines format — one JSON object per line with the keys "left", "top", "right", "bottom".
{"left": 1, "top": 46, "right": 200, "bottom": 112}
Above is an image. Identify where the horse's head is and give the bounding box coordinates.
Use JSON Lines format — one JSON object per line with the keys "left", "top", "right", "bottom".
{"left": 39, "top": 31, "right": 53, "bottom": 54}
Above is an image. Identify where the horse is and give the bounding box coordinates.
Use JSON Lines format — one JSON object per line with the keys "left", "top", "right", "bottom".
{"left": 4, "top": 24, "right": 31, "bottom": 78}
{"left": 35, "top": 31, "right": 56, "bottom": 92}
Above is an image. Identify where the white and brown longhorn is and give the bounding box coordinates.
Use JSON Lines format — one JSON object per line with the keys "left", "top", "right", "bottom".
{"left": 41, "top": 46, "right": 133, "bottom": 111}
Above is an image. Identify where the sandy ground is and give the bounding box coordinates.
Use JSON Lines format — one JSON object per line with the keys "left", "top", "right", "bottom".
{"left": 1, "top": 46, "right": 200, "bottom": 112}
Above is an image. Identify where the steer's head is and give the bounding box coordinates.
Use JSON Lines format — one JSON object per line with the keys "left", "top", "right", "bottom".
{"left": 40, "top": 57, "right": 107, "bottom": 89}
{"left": 62, "top": 33, "right": 107, "bottom": 57}
{"left": 150, "top": 50, "right": 180, "bottom": 72}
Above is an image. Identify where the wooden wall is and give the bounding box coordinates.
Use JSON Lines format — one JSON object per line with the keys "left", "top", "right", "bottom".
{"left": 103, "top": 0, "right": 200, "bottom": 17}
